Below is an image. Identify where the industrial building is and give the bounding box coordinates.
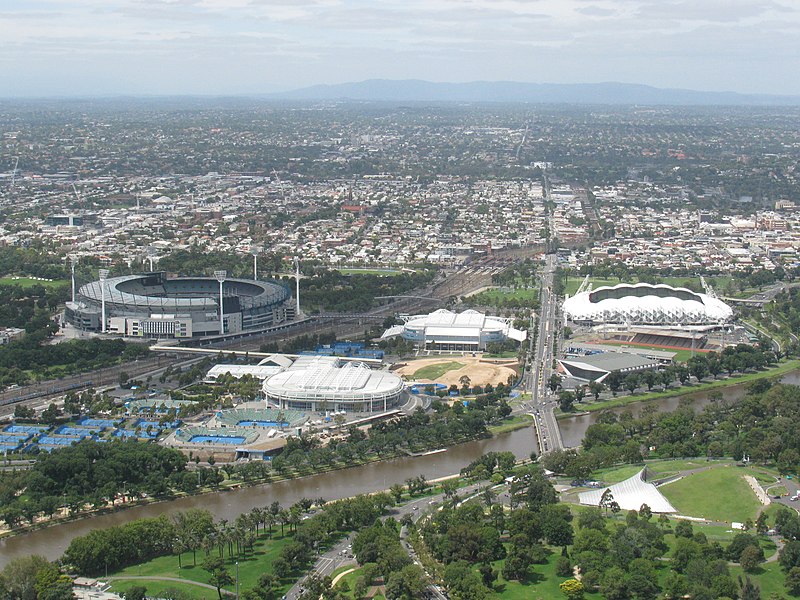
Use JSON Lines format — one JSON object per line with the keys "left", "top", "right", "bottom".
{"left": 66, "top": 272, "right": 292, "bottom": 338}
{"left": 563, "top": 283, "right": 733, "bottom": 327}
{"left": 262, "top": 356, "right": 405, "bottom": 412}
{"left": 381, "top": 309, "right": 527, "bottom": 351}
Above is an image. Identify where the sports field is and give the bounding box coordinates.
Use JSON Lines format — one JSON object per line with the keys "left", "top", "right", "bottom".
{"left": 660, "top": 466, "right": 762, "bottom": 522}
{"left": 400, "top": 357, "right": 519, "bottom": 387}
{"left": 0, "top": 276, "right": 69, "bottom": 289}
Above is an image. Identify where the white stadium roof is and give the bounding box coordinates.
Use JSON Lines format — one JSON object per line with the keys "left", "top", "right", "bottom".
{"left": 383, "top": 309, "right": 527, "bottom": 342}
{"left": 263, "top": 358, "right": 404, "bottom": 402}
{"left": 563, "top": 283, "right": 733, "bottom": 326}
{"left": 579, "top": 470, "right": 676, "bottom": 513}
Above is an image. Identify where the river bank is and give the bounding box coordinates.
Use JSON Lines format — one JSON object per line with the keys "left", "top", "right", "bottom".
{"left": 556, "top": 359, "right": 800, "bottom": 418}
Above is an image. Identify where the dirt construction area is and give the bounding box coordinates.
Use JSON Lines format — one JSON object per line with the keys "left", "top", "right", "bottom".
{"left": 397, "top": 356, "right": 520, "bottom": 387}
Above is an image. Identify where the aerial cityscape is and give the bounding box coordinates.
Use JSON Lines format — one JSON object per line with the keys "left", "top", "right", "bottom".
{"left": 2, "top": 2, "right": 800, "bottom": 600}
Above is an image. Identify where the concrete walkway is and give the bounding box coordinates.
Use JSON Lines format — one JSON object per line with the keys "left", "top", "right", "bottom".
{"left": 105, "top": 576, "right": 234, "bottom": 597}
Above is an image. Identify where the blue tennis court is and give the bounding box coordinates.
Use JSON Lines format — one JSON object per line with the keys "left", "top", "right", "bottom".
{"left": 0, "top": 433, "right": 31, "bottom": 443}
{"left": 114, "top": 429, "right": 159, "bottom": 439}
{"left": 0, "top": 441, "right": 22, "bottom": 451}
{"left": 37, "top": 436, "right": 81, "bottom": 446}
{"left": 78, "top": 418, "right": 116, "bottom": 428}
{"left": 189, "top": 435, "right": 246, "bottom": 445}
{"left": 5, "top": 424, "right": 49, "bottom": 434}
{"left": 54, "top": 426, "right": 93, "bottom": 437}
{"left": 237, "top": 420, "right": 288, "bottom": 428}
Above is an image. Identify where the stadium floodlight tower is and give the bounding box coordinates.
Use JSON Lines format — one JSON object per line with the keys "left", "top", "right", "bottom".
{"left": 146, "top": 247, "right": 157, "bottom": 271}
{"left": 293, "top": 257, "right": 301, "bottom": 317}
{"left": 214, "top": 270, "right": 227, "bottom": 335}
{"left": 98, "top": 268, "right": 109, "bottom": 333}
{"left": 69, "top": 255, "right": 78, "bottom": 303}
{"left": 251, "top": 246, "right": 261, "bottom": 281}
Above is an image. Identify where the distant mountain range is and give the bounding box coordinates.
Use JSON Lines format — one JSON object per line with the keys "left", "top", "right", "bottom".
{"left": 271, "top": 79, "right": 800, "bottom": 106}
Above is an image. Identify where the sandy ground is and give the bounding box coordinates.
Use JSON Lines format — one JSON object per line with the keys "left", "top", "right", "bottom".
{"left": 397, "top": 356, "right": 519, "bottom": 387}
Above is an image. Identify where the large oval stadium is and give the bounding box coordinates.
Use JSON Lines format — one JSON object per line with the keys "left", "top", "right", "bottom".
{"left": 66, "top": 272, "right": 292, "bottom": 338}
{"left": 563, "top": 283, "right": 733, "bottom": 326}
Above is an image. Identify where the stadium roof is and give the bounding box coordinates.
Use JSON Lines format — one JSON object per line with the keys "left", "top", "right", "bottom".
{"left": 579, "top": 470, "right": 676, "bottom": 513}
{"left": 383, "top": 309, "right": 527, "bottom": 342}
{"left": 264, "top": 359, "right": 404, "bottom": 400}
{"left": 205, "top": 364, "right": 284, "bottom": 381}
{"left": 564, "top": 283, "right": 733, "bottom": 326}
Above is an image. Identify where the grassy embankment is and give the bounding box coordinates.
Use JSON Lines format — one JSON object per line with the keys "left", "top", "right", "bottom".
{"left": 557, "top": 359, "right": 800, "bottom": 416}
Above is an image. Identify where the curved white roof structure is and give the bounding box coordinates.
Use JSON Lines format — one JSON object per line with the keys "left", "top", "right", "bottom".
{"left": 382, "top": 309, "right": 527, "bottom": 350}
{"left": 563, "top": 283, "right": 732, "bottom": 326}
{"left": 579, "top": 470, "right": 676, "bottom": 513}
{"left": 263, "top": 357, "right": 404, "bottom": 412}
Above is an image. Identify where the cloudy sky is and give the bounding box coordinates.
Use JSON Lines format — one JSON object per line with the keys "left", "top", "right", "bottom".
{"left": 2, "top": 0, "right": 799, "bottom": 97}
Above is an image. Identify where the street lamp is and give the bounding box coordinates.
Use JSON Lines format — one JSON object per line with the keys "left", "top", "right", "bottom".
{"left": 98, "top": 269, "right": 109, "bottom": 333}
{"left": 214, "top": 270, "right": 227, "bottom": 335}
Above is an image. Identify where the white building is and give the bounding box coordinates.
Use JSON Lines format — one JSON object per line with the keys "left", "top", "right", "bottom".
{"left": 381, "top": 309, "right": 527, "bottom": 351}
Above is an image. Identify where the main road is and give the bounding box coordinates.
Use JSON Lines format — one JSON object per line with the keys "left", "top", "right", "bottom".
{"left": 520, "top": 233, "right": 564, "bottom": 453}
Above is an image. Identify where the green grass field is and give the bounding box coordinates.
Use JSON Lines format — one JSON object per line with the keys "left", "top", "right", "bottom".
{"left": 0, "top": 276, "right": 69, "bottom": 289}
{"left": 337, "top": 268, "right": 402, "bottom": 277}
{"left": 488, "top": 414, "right": 533, "bottom": 435}
{"left": 110, "top": 579, "right": 215, "bottom": 600}
{"left": 110, "top": 532, "right": 294, "bottom": 595}
{"left": 412, "top": 361, "right": 465, "bottom": 381}
{"left": 660, "top": 466, "right": 762, "bottom": 523}
{"left": 468, "top": 287, "right": 540, "bottom": 306}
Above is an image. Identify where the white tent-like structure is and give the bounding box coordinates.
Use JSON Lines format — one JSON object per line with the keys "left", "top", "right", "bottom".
{"left": 579, "top": 470, "right": 676, "bottom": 513}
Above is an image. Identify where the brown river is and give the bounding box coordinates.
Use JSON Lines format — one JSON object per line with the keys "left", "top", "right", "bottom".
{"left": 3, "top": 369, "right": 799, "bottom": 565}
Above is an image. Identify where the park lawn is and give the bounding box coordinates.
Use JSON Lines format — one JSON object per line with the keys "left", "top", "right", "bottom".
{"left": 645, "top": 458, "right": 732, "bottom": 477}
{"left": 488, "top": 414, "right": 533, "bottom": 435}
{"left": 469, "top": 287, "right": 540, "bottom": 306}
{"left": 333, "top": 565, "right": 387, "bottom": 600}
{"left": 730, "top": 561, "right": 788, "bottom": 597}
{"left": 337, "top": 268, "right": 402, "bottom": 277}
{"left": 111, "top": 531, "right": 294, "bottom": 593}
{"left": 110, "top": 579, "right": 215, "bottom": 600}
{"left": 564, "top": 277, "right": 623, "bottom": 297}
{"left": 590, "top": 464, "right": 645, "bottom": 484}
{"left": 487, "top": 549, "right": 601, "bottom": 600}
{"left": 659, "top": 466, "right": 762, "bottom": 523}
{"left": 0, "top": 276, "right": 69, "bottom": 289}
{"left": 412, "top": 361, "right": 465, "bottom": 381}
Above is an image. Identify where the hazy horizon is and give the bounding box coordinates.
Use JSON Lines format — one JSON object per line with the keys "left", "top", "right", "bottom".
{"left": 2, "top": 0, "right": 798, "bottom": 97}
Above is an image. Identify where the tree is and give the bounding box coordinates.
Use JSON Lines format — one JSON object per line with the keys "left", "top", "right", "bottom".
{"left": 549, "top": 374, "right": 563, "bottom": 393}
{"left": 1, "top": 555, "right": 50, "bottom": 600}
{"left": 122, "top": 586, "right": 148, "bottom": 600}
{"left": 555, "top": 556, "right": 572, "bottom": 577}
{"left": 560, "top": 578, "right": 585, "bottom": 600}
{"left": 203, "top": 556, "right": 233, "bottom": 600}
{"left": 740, "top": 545, "right": 763, "bottom": 573}
{"left": 559, "top": 391, "right": 575, "bottom": 412}
{"left": 384, "top": 564, "right": 427, "bottom": 600}
{"left": 478, "top": 563, "right": 497, "bottom": 588}
{"left": 785, "top": 566, "right": 800, "bottom": 596}
{"left": 738, "top": 575, "right": 761, "bottom": 600}
{"left": 624, "top": 373, "right": 640, "bottom": 394}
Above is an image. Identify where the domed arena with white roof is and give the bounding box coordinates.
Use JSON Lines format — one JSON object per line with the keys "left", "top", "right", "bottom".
{"left": 563, "top": 283, "right": 733, "bottom": 326}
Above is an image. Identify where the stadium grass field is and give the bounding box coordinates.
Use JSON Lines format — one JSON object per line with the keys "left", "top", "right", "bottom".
{"left": 411, "top": 361, "right": 466, "bottom": 381}
{"left": 659, "top": 466, "right": 763, "bottom": 523}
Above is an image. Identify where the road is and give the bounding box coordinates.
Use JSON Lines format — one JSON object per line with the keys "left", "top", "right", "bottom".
{"left": 284, "top": 483, "right": 486, "bottom": 599}
{"left": 518, "top": 222, "right": 564, "bottom": 454}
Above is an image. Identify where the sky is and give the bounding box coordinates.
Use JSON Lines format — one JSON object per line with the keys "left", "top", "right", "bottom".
{"left": 1, "top": 0, "right": 799, "bottom": 97}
